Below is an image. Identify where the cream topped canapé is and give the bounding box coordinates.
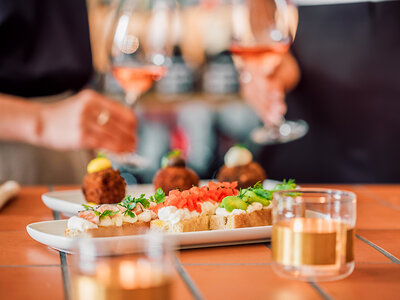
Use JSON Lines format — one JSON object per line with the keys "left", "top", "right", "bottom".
{"left": 224, "top": 146, "right": 253, "bottom": 167}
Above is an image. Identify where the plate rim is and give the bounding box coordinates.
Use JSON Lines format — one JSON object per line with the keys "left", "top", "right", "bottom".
{"left": 26, "top": 219, "right": 272, "bottom": 253}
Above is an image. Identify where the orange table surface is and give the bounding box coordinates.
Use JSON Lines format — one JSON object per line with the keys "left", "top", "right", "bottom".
{"left": 1, "top": 184, "right": 400, "bottom": 300}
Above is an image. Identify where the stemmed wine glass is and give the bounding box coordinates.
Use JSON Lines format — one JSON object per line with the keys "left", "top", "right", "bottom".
{"left": 229, "top": 0, "right": 308, "bottom": 145}
{"left": 102, "top": 0, "right": 176, "bottom": 167}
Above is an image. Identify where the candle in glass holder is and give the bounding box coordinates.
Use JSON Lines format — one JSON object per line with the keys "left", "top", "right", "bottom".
{"left": 70, "top": 234, "right": 174, "bottom": 300}
{"left": 73, "top": 259, "right": 171, "bottom": 300}
{"left": 272, "top": 189, "right": 356, "bottom": 281}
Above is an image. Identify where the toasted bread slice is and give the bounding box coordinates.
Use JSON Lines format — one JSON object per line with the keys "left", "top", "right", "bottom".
{"left": 65, "top": 221, "right": 150, "bottom": 237}
{"left": 209, "top": 208, "right": 272, "bottom": 230}
{"left": 150, "top": 215, "right": 209, "bottom": 233}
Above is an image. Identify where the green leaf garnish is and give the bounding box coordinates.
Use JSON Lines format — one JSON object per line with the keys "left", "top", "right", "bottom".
{"left": 81, "top": 204, "right": 100, "bottom": 215}
{"left": 118, "top": 196, "right": 138, "bottom": 218}
{"left": 168, "top": 149, "right": 182, "bottom": 158}
{"left": 238, "top": 180, "right": 297, "bottom": 206}
{"left": 150, "top": 188, "right": 165, "bottom": 204}
{"left": 253, "top": 189, "right": 273, "bottom": 200}
{"left": 252, "top": 181, "right": 263, "bottom": 189}
{"left": 96, "top": 151, "right": 106, "bottom": 158}
{"left": 161, "top": 149, "right": 182, "bottom": 168}
{"left": 234, "top": 144, "right": 247, "bottom": 149}
{"left": 82, "top": 204, "right": 93, "bottom": 210}
{"left": 238, "top": 182, "right": 264, "bottom": 199}
{"left": 119, "top": 193, "right": 150, "bottom": 219}
{"left": 125, "top": 210, "right": 136, "bottom": 218}
{"left": 99, "top": 210, "right": 119, "bottom": 218}
{"left": 273, "top": 179, "right": 297, "bottom": 191}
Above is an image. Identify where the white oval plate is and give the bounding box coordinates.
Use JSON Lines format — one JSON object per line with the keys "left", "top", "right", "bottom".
{"left": 26, "top": 220, "right": 271, "bottom": 255}
{"left": 41, "top": 179, "right": 280, "bottom": 216}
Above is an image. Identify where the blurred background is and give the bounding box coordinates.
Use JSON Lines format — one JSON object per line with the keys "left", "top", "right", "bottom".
{"left": 88, "top": 0, "right": 273, "bottom": 184}
{"left": 1, "top": 0, "right": 400, "bottom": 185}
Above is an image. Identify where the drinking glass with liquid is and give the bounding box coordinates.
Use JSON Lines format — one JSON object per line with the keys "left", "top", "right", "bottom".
{"left": 272, "top": 189, "right": 356, "bottom": 281}
{"left": 70, "top": 234, "right": 174, "bottom": 300}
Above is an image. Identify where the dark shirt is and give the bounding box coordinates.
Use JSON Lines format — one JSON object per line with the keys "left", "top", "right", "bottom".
{"left": 261, "top": 1, "right": 400, "bottom": 183}
{"left": 0, "top": 0, "right": 93, "bottom": 97}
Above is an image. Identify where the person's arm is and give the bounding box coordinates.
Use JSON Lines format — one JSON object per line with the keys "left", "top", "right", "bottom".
{"left": 0, "top": 90, "right": 137, "bottom": 153}
{"left": 0, "top": 93, "right": 43, "bottom": 145}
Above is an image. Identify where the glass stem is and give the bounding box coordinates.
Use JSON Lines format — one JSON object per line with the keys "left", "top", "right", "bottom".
{"left": 125, "top": 90, "right": 140, "bottom": 107}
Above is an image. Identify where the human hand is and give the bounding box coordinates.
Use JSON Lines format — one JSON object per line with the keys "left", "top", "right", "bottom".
{"left": 239, "top": 53, "right": 300, "bottom": 126}
{"left": 40, "top": 89, "right": 137, "bottom": 153}
{"left": 240, "top": 68, "right": 286, "bottom": 126}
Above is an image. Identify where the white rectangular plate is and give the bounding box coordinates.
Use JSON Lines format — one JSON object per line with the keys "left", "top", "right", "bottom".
{"left": 41, "top": 180, "right": 280, "bottom": 216}
{"left": 26, "top": 220, "right": 271, "bottom": 255}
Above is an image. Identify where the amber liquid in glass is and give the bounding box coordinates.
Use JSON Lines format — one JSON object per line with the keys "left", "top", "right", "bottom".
{"left": 112, "top": 65, "right": 167, "bottom": 95}
{"left": 72, "top": 260, "right": 171, "bottom": 300}
{"left": 272, "top": 218, "right": 354, "bottom": 268}
{"left": 230, "top": 43, "right": 290, "bottom": 74}
{"left": 230, "top": 43, "right": 290, "bottom": 57}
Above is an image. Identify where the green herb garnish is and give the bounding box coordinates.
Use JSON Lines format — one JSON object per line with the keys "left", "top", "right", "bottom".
{"left": 81, "top": 204, "right": 100, "bottom": 216}
{"left": 253, "top": 189, "right": 273, "bottom": 200}
{"left": 234, "top": 144, "right": 248, "bottom": 149}
{"left": 125, "top": 210, "right": 136, "bottom": 219}
{"left": 96, "top": 151, "right": 106, "bottom": 158}
{"left": 149, "top": 188, "right": 166, "bottom": 204}
{"left": 161, "top": 149, "right": 182, "bottom": 168}
{"left": 99, "top": 210, "right": 119, "bottom": 218}
{"left": 118, "top": 194, "right": 150, "bottom": 218}
{"left": 119, "top": 195, "right": 137, "bottom": 218}
{"left": 273, "top": 179, "right": 297, "bottom": 191}
{"left": 238, "top": 179, "right": 298, "bottom": 206}
{"left": 135, "top": 194, "right": 150, "bottom": 208}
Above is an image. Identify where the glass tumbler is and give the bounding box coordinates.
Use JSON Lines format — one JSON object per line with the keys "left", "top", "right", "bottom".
{"left": 272, "top": 189, "right": 356, "bottom": 281}
{"left": 70, "top": 233, "right": 175, "bottom": 300}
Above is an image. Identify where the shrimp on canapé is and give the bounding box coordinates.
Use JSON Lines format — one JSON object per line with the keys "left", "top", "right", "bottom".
{"left": 77, "top": 210, "right": 100, "bottom": 225}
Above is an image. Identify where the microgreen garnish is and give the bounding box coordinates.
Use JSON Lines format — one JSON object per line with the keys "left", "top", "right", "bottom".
{"left": 135, "top": 194, "right": 150, "bottom": 208}
{"left": 273, "top": 179, "right": 297, "bottom": 191}
{"left": 253, "top": 189, "right": 273, "bottom": 200}
{"left": 234, "top": 144, "right": 247, "bottom": 149}
{"left": 81, "top": 204, "right": 100, "bottom": 216}
{"left": 118, "top": 195, "right": 138, "bottom": 218}
{"left": 168, "top": 149, "right": 182, "bottom": 158}
{"left": 238, "top": 179, "right": 298, "bottom": 205}
{"left": 125, "top": 210, "right": 136, "bottom": 218}
{"left": 99, "top": 210, "right": 119, "bottom": 218}
{"left": 238, "top": 181, "right": 269, "bottom": 200}
{"left": 252, "top": 181, "right": 263, "bottom": 189}
{"left": 149, "top": 188, "right": 166, "bottom": 204}
{"left": 120, "top": 195, "right": 137, "bottom": 210}
{"left": 161, "top": 149, "right": 182, "bottom": 168}
{"left": 96, "top": 151, "right": 106, "bottom": 158}
{"left": 118, "top": 194, "right": 150, "bottom": 218}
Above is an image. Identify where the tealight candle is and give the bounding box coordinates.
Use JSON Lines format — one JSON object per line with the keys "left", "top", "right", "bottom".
{"left": 272, "top": 189, "right": 356, "bottom": 281}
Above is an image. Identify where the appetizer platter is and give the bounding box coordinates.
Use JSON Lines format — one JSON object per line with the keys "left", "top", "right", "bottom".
{"left": 41, "top": 147, "right": 279, "bottom": 215}
{"left": 26, "top": 220, "right": 272, "bottom": 255}
{"left": 31, "top": 146, "right": 295, "bottom": 252}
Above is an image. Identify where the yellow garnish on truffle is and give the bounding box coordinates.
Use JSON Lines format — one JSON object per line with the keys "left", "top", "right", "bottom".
{"left": 87, "top": 157, "right": 112, "bottom": 174}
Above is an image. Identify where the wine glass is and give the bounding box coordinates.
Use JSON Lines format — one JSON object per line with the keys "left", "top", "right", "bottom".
{"left": 229, "top": 0, "right": 308, "bottom": 145}
{"left": 103, "top": 0, "right": 176, "bottom": 168}
{"left": 110, "top": 0, "right": 174, "bottom": 105}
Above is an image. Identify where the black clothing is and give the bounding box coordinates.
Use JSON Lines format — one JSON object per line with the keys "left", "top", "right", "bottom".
{"left": 261, "top": 1, "right": 400, "bottom": 183}
{"left": 0, "top": 0, "right": 92, "bottom": 97}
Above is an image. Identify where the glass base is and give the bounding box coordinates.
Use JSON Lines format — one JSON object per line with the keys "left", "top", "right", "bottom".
{"left": 272, "top": 262, "right": 354, "bottom": 282}
{"left": 251, "top": 120, "right": 309, "bottom": 145}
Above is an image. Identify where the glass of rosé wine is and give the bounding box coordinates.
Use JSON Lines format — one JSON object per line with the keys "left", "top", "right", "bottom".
{"left": 229, "top": 0, "right": 308, "bottom": 145}
{"left": 110, "top": 0, "right": 176, "bottom": 106}
{"left": 101, "top": 0, "right": 176, "bottom": 168}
